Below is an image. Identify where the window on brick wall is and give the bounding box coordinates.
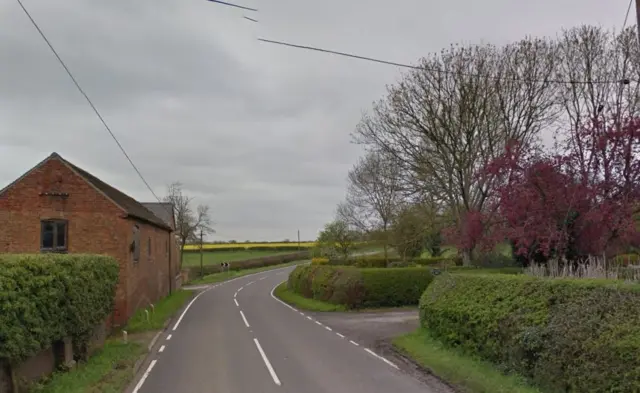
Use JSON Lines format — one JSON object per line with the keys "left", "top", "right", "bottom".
{"left": 41, "top": 219, "right": 68, "bottom": 252}
{"left": 131, "top": 225, "right": 140, "bottom": 263}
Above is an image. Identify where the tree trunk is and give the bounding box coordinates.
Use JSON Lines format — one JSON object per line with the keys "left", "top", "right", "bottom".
{"left": 461, "top": 249, "right": 472, "bottom": 266}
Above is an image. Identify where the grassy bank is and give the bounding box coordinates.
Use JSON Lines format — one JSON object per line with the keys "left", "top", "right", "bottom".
{"left": 31, "top": 341, "right": 145, "bottom": 393}
{"left": 393, "top": 329, "right": 541, "bottom": 393}
{"left": 189, "top": 260, "right": 307, "bottom": 285}
{"left": 182, "top": 250, "right": 296, "bottom": 266}
{"left": 124, "top": 289, "right": 194, "bottom": 333}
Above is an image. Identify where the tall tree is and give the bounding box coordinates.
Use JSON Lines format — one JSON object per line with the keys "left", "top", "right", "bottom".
{"left": 354, "top": 39, "right": 559, "bottom": 264}
{"left": 164, "top": 182, "right": 214, "bottom": 268}
{"left": 317, "top": 219, "right": 358, "bottom": 259}
{"left": 337, "top": 150, "right": 403, "bottom": 260}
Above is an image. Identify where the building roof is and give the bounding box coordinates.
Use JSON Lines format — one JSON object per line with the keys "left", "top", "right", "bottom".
{"left": 0, "top": 152, "right": 173, "bottom": 232}
{"left": 141, "top": 202, "right": 176, "bottom": 230}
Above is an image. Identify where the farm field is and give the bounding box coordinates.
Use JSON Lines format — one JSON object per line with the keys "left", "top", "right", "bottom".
{"left": 181, "top": 250, "right": 298, "bottom": 266}
{"left": 183, "top": 242, "right": 316, "bottom": 251}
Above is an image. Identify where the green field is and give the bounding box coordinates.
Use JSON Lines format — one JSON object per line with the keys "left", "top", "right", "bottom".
{"left": 181, "top": 250, "right": 298, "bottom": 267}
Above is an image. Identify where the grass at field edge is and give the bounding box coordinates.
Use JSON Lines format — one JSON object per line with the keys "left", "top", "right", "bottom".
{"left": 189, "top": 260, "right": 308, "bottom": 285}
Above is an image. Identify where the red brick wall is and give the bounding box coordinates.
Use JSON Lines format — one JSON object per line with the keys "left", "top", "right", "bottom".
{"left": 0, "top": 157, "right": 173, "bottom": 327}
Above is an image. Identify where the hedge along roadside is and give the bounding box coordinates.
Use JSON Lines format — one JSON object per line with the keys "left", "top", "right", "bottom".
{"left": 318, "top": 256, "right": 463, "bottom": 268}
{"left": 288, "top": 265, "right": 434, "bottom": 309}
{"left": 0, "top": 254, "right": 119, "bottom": 364}
{"left": 185, "top": 251, "right": 309, "bottom": 278}
{"left": 420, "top": 273, "right": 640, "bottom": 393}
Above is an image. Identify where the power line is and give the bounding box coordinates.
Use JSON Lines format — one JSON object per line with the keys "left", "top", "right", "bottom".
{"left": 206, "top": 0, "right": 257, "bottom": 12}
{"left": 244, "top": 16, "right": 258, "bottom": 23}
{"left": 623, "top": 0, "right": 633, "bottom": 30}
{"left": 16, "top": 0, "right": 164, "bottom": 204}
{"left": 258, "top": 38, "right": 634, "bottom": 85}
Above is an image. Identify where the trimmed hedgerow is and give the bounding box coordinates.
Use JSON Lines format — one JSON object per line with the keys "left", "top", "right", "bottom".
{"left": 327, "top": 256, "right": 462, "bottom": 268}
{"left": 288, "top": 265, "right": 433, "bottom": 309}
{"left": 0, "top": 254, "right": 119, "bottom": 363}
{"left": 420, "top": 273, "right": 640, "bottom": 393}
{"left": 186, "top": 251, "right": 309, "bottom": 277}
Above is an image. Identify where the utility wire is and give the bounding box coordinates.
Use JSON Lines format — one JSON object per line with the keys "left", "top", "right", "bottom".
{"left": 206, "top": 0, "right": 257, "bottom": 12}
{"left": 258, "top": 38, "right": 634, "bottom": 85}
{"left": 622, "top": 0, "right": 634, "bottom": 30}
{"left": 244, "top": 16, "right": 258, "bottom": 23}
{"left": 16, "top": 0, "right": 165, "bottom": 204}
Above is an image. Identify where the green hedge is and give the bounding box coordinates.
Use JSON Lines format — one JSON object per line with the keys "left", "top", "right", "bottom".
{"left": 185, "top": 251, "right": 309, "bottom": 278}
{"left": 0, "top": 254, "right": 119, "bottom": 363}
{"left": 327, "top": 256, "right": 461, "bottom": 268}
{"left": 420, "top": 273, "right": 640, "bottom": 393}
{"left": 288, "top": 265, "right": 433, "bottom": 309}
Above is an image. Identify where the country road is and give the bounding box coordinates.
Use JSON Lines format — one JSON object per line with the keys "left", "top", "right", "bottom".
{"left": 128, "top": 265, "right": 436, "bottom": 393}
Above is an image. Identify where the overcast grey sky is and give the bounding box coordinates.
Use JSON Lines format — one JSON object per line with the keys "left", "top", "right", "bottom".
{"left": 0, "top": 0, "right": 628, "bottom": 241}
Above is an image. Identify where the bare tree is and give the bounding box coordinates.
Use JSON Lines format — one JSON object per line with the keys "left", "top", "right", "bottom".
{"left": 164, "top": 182, "right": 214, "bottom": 268}
{"left": 354, "top": 39, "right": 559, "bottom": 264}
{"left": 337, "top": 150, "right": 403, "bottom": 261}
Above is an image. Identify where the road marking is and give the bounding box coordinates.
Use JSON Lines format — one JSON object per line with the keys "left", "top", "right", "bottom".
{"left": 315, "top": 320, "right": 323, "bottom": 326}
{"left": 172, "top": 285, "right": 216, "bottom": 331}
{"left": 132, "top": 359, "right": 157, "bottom": 393}
{"left": 350, "top": 340, "right": 360, "bottom": 346}
{"left": 364, "top": 348, "right": 399, "bottom": 369}
{"left": 306, "top": 316, "right": 313, "bottom": 321}
{"left": 234, "top": 298, "right": 239, "bottom": 307}
{"left": 240, "top": 311, "right": 250, "bottom": 327}
{"left": 147, "top": 331, "right": 162, "bottom": 350}
{"left": 234, "top": 292, "right": 238, "bottom": 298}
{"left": 254, "top": 338, "right": 281, "bottom": 386}
{"left": 299, "top": 312, "right": 305, "bottom": 316}
{"left": 238, "top": 286, "right": 244, "bottom": 292}
{"left": 324, "top": 326, "right": 332, "bottom": 331}
{"left": 259, "top": 277, "right": 267, "bottom": 281}
{"left": 336, "top": 333, "right": 345, "bottom": 338}
{"left": 159, "top": 345, "right": 165, "bottom": 353}
{"left": 246, "top": 281, "right": 255, "bottom": 286}
{"left": 166, "top": 334, "right": 172, "bottom": 341}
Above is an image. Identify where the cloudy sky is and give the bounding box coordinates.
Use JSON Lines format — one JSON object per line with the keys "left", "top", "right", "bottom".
{"left": 0, "top": 0, "right": 628, "bottom": 241}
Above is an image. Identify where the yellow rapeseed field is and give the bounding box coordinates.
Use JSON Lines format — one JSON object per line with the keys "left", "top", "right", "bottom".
{"left": 183, "top": 242, "right": 317, "bottom": 251}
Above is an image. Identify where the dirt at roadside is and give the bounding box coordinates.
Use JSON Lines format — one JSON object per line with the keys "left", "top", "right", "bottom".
{"left": 311, "top": 310, "right": 458, "bottom": 393}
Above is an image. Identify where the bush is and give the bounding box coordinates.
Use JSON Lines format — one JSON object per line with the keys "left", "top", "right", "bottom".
{"left": 0, "top": 254, "right": 119, "bottom": 363}
{"left": 611, "top": 253, "right": 640, "bottom": 266}
{"left": 471, "top": 252, "right": 519, "bottom": 268}
{"left": 420, "top": 273, "right": 640, "bottom": 393}
{"left": 288, "top": 265, "right": 433, "bottom": 308}
{"left": 414, "top": 256, "right": 462, "bottom": 267}
{"left": 444, "top": 266, "right": 524, "bottom": 275}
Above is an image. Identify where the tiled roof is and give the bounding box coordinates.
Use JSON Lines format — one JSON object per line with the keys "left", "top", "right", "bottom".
{"left": 55, "top": 154, "right": 173, "bottom": 231}
{"left": 141, "top": 202, "right": 175, "bottom": 230}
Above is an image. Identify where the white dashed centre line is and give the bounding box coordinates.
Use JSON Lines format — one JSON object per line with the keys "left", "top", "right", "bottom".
{"left": 254, "top": 338, "right": 281, "bottom": 386}
{"left": 234, "top": 298, "right": 239, "bottom": 307}
{"left": 336, "top": 333, "right": 345, "bottom": 338}
{"left": 240, "top": 311, "right": 250, "bottom": 327}
{"left": 159, "top": 345, "right": 165, "bottom": 353}
{"left": 350, "top": 340, "right": 360, "bottom": 347}
{"left": 315, "top": 320, "right": 323, "bottom": 326}
{"left": 306, "top": 316, "right": 313, "bottom": 321}
{"left": 166, "top": 334, "right": 172, "bottom": 341}
{"left": 246, "top": 281, "right": 255, "bottom": 286}
{"left": 324, "top": 326, "right": 332, "bottom": 331}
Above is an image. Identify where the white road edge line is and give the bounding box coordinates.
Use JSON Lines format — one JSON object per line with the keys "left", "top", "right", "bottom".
{"left": 246, "top": 281, "right": 255, "bottom": 286}
{"left": 238, "top": 286, "right": 243, "bottom": 292}
{"left": 325, "top": 326, "right": 332, "bottom": 331}
{"left": 315, "top": 320, "right": 323, "bottom": 326}
{"left": 336, "top": 333, "right": 345, "bottom": 338}
{"left": 234, "top": 292, "right": 238, "bottom": 298}
{"left": 240, "top": 311, "right": 250, "bottom": 327}
{"left": 306, "top": 316, "right": 313, "bottom": 320}
{"left": 350, "top": 340, "right": 360, "bottom": 346}
{"left": 234, "top": 298, "right": 239, "bottom": 307}
{"left": 172, "top": 264, "right": 301, "bottom": 332}
{"left": 364, "top": 348, "right": 399, "bottom": 369}
{"left": 259, "top": 277, "right": 267, "bottom": 280}
{"left": 132, "top": 359, "right": 157, "bottom": 393}
{"left": 254, "top": 338, "right": 282, "bottom": 386}
{"left": 159, "top": 345, "right": 165, "bottom": 353}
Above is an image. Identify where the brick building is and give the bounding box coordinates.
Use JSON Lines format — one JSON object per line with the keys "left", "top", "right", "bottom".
{"left": 0, "top": 152, "right": 181, "bottom": 327}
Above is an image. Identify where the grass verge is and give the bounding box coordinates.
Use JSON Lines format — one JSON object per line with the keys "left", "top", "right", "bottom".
{"left": 31, "top": 340, "right": 146, "bottom": 393}
{"left": 189, "top": 260, "right": 307, "bottom": 285}
{"left": 124, "top": 289, "right": 194, "bottom": 333}
{"left": 393, "top": 329, "right": 541, "bottom": 393}
{"left": 273, "top": 282, "right": 347, "bottom": 311}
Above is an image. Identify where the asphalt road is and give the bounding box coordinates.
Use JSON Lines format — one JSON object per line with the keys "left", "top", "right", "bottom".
{"left": 130, "top": 265, "right": 434, "bottom": 393}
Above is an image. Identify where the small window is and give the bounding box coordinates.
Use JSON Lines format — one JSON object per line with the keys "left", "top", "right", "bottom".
{"left": 41, "top": 220, "right": 67, "bottom": 252}
{"left": 132, "top": 225, "right": 140, "bottom": 262}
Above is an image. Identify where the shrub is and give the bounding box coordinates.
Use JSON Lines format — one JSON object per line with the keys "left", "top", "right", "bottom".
{"left": 611, "top": 253, "right": 640, "bottom": 266}
{"left": 444, "top": 266, "right": 523, "bottom": 275}
{"left": 420, "top": 273, "right": 640, "bottom": 393}
{"left": 288, "top": 265, "right": 433, "bottom": 308}
{"left": 414, "top": 256, "right": 462, "bottom": 267}
{"left": 0, "top": 254, "right": 119, "bottom": 364}
{"left": 360, "top": 268, "right": 434, "bottom": 307}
